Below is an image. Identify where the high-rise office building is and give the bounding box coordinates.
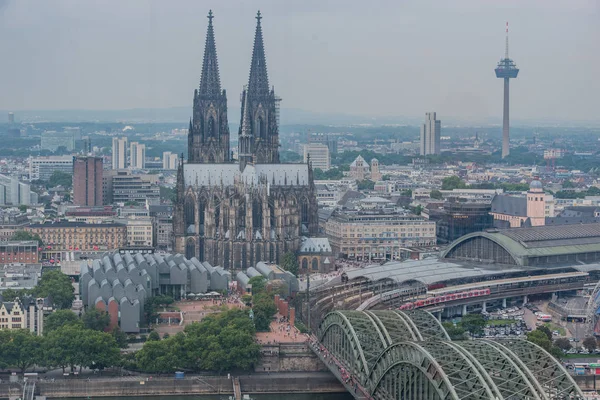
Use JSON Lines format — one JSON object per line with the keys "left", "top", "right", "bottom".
{"left": 129, "top": 142, "right": 146, "bottom": 169}
{"left": 0, "top": 175, "right": 32, "bottom": 206}
{"left": 29, "top": 156, "right": 74, "bottom": 181}
{"left": 419, "top": 112, "right": 441, "bottom": 156}
{"left": 303, "top": 143, "right": 331, "bottom": 171}
{"left": 41, "top": 131, "right": 76, "bottom": 152}
{"left": 8, "top": 112, "right": 14, "bottom": 124}
{"left": 73, "top": 156, "right": 103, "bottom": 206}
{"left": 162, "top": 152, "right": 179, "bottom": 170}
{"left": 112, "top": 137, "right": 128, "bottom": 169}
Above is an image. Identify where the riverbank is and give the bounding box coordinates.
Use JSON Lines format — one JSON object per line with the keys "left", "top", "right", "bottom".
{"left": 0, "top": 372, "right": 346, "bottom": 398}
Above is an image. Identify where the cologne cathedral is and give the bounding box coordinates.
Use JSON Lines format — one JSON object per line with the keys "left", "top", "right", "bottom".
{"left": 173, "top": 11, "right": 318, "bottom": 270}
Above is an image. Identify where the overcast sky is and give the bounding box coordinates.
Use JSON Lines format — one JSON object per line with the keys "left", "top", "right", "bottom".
{"left": 1, "top": 0, "right": 599, "bottom": 122}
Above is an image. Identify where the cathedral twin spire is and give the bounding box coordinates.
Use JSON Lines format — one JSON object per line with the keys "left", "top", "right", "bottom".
{"left": 247, "top": 11, "right": 270, "bottom": 98}
{"left": 189, "top": 10, "right": 280, "bottom": 167}
{"left": 199, "top": 10, "right": 221, "bottom": 98}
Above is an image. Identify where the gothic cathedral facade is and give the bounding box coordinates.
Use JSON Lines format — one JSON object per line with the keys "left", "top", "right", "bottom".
{"left": 173, "top": 11, "right": 318, "bottom": 270}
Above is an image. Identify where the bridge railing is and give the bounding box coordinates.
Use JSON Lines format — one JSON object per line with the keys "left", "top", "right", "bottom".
{"left": 308, "top": 336, "right": 373, "bottom": 400}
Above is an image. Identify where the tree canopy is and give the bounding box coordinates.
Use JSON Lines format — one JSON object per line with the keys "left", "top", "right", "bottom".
{"left": 82, "top": 308, "right": 111, "bottom": 331}
{"left": 45, "top": 309, "right": 82, "bottom": 333}
{"left": 430, "top": 189, "right": 443, "bottom": 200}
{"left": 280, "top": 252, "right": 299, "bottom": 276}
{"left": 441, "top": 176, "right": 466, "bottom": 190}
{"left": 11, "top": 230, "right": 43, "bottom": 247}
{"left": 135, "top": 308, "right": 260, "bottom": 373}
{"left": 35, "top": 270, "right": 75, "bottom": 309}
{"left": 248, "top": 275, "right": 267, "bottom": 295}
{"left": 48, "top": 170, "right": 73, "bottom": 189}
{"left": 459, "top": 314, "right": 486, "bottom": 336}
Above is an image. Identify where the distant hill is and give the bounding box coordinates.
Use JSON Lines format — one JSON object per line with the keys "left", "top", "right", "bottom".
{"left": 1, "top": 108, "right": 598, "bottom": 127}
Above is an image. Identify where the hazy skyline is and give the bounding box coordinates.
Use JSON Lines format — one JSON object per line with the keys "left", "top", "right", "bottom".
{"left": 1, "top": 0, "right": 599, "bottom": 123}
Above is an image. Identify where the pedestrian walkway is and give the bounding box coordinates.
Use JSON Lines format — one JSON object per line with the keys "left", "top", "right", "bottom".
{"left": 308, "top": 336, "right": 372, "bottom": 400}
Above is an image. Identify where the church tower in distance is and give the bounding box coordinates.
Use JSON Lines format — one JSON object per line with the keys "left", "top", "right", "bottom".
{"left": 238, "top": 11, "right": 280, "bottom": 170}
{"left": 188, "top": 10, "right": 230, "bottom": 164}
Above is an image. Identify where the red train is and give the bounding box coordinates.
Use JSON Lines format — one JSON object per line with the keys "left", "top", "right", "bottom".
{"left": 399, "top": 288, "right": 491, "bottom": 310}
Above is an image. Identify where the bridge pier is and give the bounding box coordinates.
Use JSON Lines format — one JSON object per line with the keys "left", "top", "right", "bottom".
{"left": 502, "top": 298, "right": 507, "bottom": 308}
{"left": 523, "top": 295, "right": 528, "bottom": 305}
{"left": 482, "top": 301, "right": 487, "bottom": 313}
{"left": 462, "top": 304, "right": 468, "bottom": 316}
{"left": 436, "top": 311, "right": 442, "bottom": 322}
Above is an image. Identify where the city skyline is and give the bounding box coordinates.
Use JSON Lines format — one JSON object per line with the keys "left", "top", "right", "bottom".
{"left": 0, "top": 1, "right": 599, "bottom": 123}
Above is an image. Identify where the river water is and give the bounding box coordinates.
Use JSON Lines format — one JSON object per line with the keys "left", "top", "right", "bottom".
{"left": 67, "top": 395, "right": 352, "bottom": 400}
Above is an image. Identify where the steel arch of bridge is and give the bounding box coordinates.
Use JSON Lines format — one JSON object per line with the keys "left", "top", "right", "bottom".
{"left": 318, "top": 310, "right": 584, "bottom": 400}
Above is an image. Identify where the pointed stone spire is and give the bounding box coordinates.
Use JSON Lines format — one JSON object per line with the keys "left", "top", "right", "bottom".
{"left": 240, "top": 88, "right": 252, "bottom": 138}
{"left": 247, "top": 10, "right": 270, "bottom": 97}
{"left": 199, "top": 10, "right": 221, "bottom": 98}
{"left": 239, "top": 87, "right": 253, "bottom": 171}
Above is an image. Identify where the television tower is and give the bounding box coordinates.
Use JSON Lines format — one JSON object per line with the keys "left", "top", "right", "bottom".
{"left": 495, "top": 22, "right": 519, "bottom": 158}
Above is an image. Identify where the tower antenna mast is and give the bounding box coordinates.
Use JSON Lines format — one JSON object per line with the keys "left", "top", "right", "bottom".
{"left": 505, "top": 21, "right": 509, "bottom": 59}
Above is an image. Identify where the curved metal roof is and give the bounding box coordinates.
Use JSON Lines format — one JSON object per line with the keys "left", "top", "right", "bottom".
{"left": 343, "top": 258, "right": 525, "bottom": 286}
{"left": 441, "top": 224, "right": 600, "bottom": 266}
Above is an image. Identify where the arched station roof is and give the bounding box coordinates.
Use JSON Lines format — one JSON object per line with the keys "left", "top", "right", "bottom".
{"left": 442, "top": 224, "right": 600, "bottom": 267}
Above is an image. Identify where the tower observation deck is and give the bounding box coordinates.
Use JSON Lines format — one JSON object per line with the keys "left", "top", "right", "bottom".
{"left": 495, "top": 22, "right": 519, "bottom": 159}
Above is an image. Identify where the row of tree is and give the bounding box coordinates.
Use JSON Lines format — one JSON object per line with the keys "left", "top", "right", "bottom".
{"left": 442, "top": 314, "right": 487, "bottom": 340}
{"left": 0, "top": 309, "right": 127, "bottom": 373}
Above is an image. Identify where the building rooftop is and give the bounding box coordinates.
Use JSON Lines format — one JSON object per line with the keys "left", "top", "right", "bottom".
{"left": 491, "top": 194, "right": 526, "bottom": 217}
{"left": 29, "top": 221, "right": 125, "bottom": 228}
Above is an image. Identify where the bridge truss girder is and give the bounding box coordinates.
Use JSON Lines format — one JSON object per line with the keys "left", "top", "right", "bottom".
{"left": 491, "top": 339, "right": 583, "bottom": 399}
{"left": 318, "top": 310, "right": 585, "bottom": 400}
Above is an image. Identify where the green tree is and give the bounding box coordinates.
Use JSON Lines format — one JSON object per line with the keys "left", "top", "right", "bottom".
{"left": 253, "top": 292, "right": 277, "bottom": 332}
{"left": 401, "top": 189, "right": 412, "bottom": 197}
{"left": 248, "top": 275, "right": 267, "bottom": 295}
{"left": 43, "top": 324, "right": 84, "bottom": 372}
{"left": 459, "top": 314, "right": 486, "bottom": 336}
{"left": 588, "top": 186, "right": 600, "bottom": 196}
{"left": 583, "top": 336, "right": 597, "bottom": 351}
{"left": 357, "top": 179, "right": 375, "bottom": 190}
{"left": 554, "top": 338, "right": 572, "bottom": 352}
{"left": 442, "top": 322, "right": 466, "bottom": 340}
{"left": 18, "top": 204, "right": 28, "bottom": 213}
{"left": 441, "top": 175, "right": 466, "bottom": 190}
{"left": 430, "top": 189, "right": 443, "bottom": 200}
{"left": 0, "top": 288, "right": 29, "bottom": 302}
{"left": 35, "top": 270, "right": 75, "bottom": 309}
{"left": 49, "top": 170, "right": 73, "bottom": 189}
{"left": 45, "top": 309, "right": 82, "bottom": 333}
{"left": 526, "top": 329, "right": 553, "bottom": 352}
{"left": 562, "top": 180, "right": 575, "bottom": 188}
{"left": 135, "top": 339, "right": 179, "bottom": 373}
{"left": 281, "top": 252, "right": 299, "bottom": 276}
{"left": 150, "top": 295, "right": 174, "bottom": 311}
{"left": 0, "top": 330, "right": 42, "bottom": 373}
{"left": 181, "top": 308, "right": 260, "bottom": 372}
{"left": 81, "top": 329, "right": 121, "bottom": 371}
{"left": 537, "top": 325, "right": 553, "bottom": 341}
{"left": 11, "top": 231, "right": 43, "bottom": 247}
{"left": 111, "top": 326, "right": 129, "bottom": 349}
{"left": 82, "top": 308, "right": 110, "bottom": 331}
{"left": 147, "top": 330, "right": 160, "bottom": 341}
